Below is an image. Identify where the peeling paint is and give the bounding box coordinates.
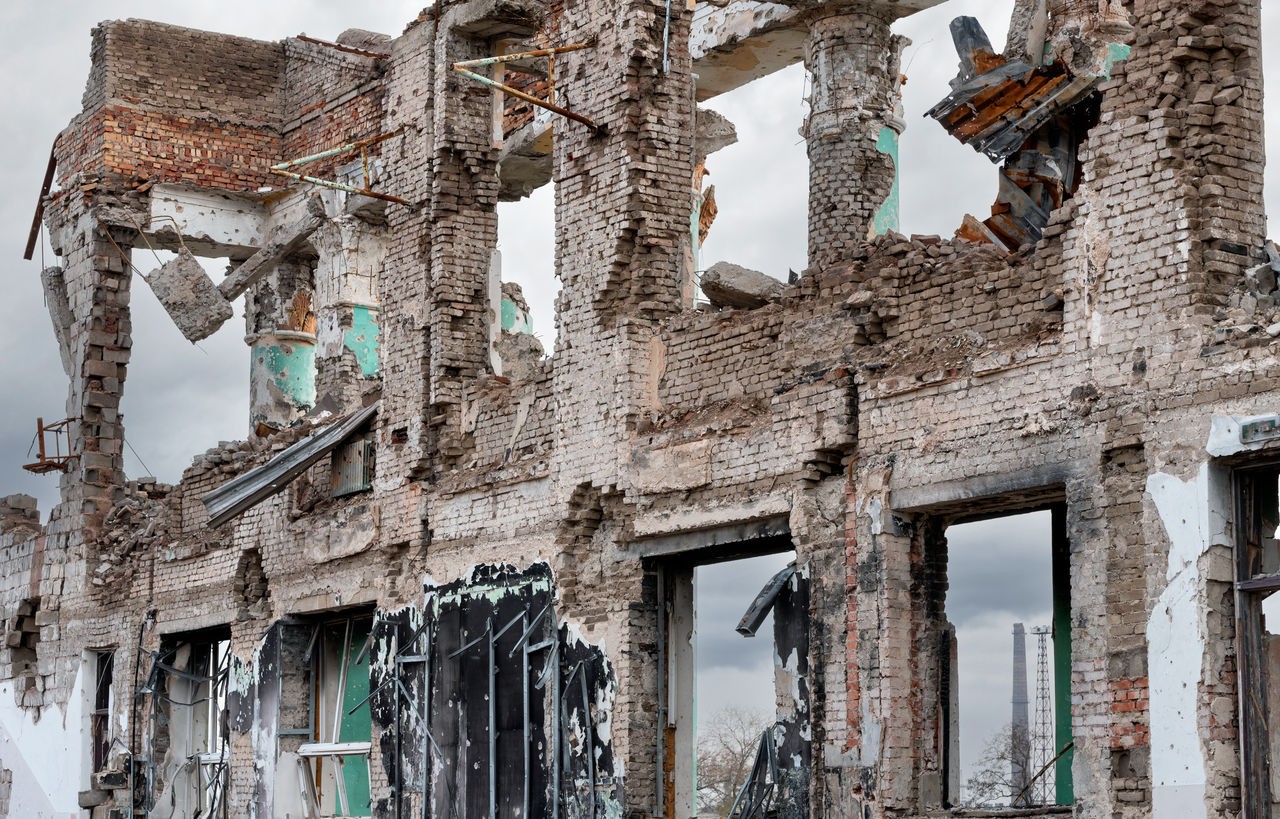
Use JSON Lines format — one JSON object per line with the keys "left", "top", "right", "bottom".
{"left": 869, "top": 126, "right": 901, "bottom": 238}
{"left": 250, "top": 334, "right": 316, "bottom": 416}
{"left": 500, "top": 297, "right": 532, "bottom": 335}
{"left": 1096, "top": 42, "right": 1132, "bottom": 80}
{"left": 343, "top": 305, "right": 381, "bottom": 376}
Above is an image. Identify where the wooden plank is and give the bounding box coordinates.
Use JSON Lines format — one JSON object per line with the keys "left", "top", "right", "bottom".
{"left": 23, "top": 140, "right": 58, "bottom": 261}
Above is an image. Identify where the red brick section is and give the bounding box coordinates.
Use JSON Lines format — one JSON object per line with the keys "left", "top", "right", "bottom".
{"left": 844, "top": 484, "right": 861, "bottom": 752}
{"left": 281, "top": 88, "right": 388, "bottom": 183}
{"left": 1108, "top": 676, "right": 1151, "bottom": 748}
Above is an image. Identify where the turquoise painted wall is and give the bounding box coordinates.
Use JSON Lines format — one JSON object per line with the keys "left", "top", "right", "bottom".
{"left": 871, "top": 127, "right": 901, "bottom": 237}
{"left": 343, "top": 306, "right": 381, "bottom": 377}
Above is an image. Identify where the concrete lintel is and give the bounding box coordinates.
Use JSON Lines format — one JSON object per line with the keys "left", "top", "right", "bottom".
{"left": 148, "top": 184, "right": 267, "bottom": 258}
{"left": 888, "top": 461, "right": 1080, "bottom": 519}
{"left": 625, "top": 515, "right": 791, "bottom": 560}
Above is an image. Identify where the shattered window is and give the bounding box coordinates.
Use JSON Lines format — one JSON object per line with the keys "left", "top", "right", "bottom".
{"left": 91, "top": 650, "right": 114, "bottom": 773}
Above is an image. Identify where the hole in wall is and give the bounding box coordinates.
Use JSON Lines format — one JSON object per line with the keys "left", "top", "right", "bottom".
{"left": 893, "top": 0, "right": 1015, "bottom": 238}
{"left": 121, "top": 250, "right": 248, "bottom": 484}
{"left": 497, "top": 187, "right": 558, "bottom": 357}
{"left": 696, "top": 65, "right": 808, "bottom": 296}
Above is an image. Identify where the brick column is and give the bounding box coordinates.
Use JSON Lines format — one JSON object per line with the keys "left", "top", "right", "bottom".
{"left": 803, "top": 3, "right": 906, "bottom": 270}
{"left": 426, "top": 28, "right": 500, "bottom": 468}
{"left": 244, "top": 259, "right": 317, "bottom": 430}
{"left": 313, "top": 215, "right": 387, "bottom": 414}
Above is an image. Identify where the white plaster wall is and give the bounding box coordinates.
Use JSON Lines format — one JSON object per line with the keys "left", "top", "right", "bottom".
{"left": 0, "top": 662, "right": 90, "bottom": 819}
{"left": 1145, "top": 460, "right": 1232, "bottom": 819}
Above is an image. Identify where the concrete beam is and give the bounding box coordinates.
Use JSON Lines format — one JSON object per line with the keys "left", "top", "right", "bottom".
{"left": 690, "top": 0, "right": 949, "bottom": 100}
{"left": 147, "top": 184, "right": 266, "bottom": 258}
{"left": 218, "top": 195, "right": 326, "bottom": 301}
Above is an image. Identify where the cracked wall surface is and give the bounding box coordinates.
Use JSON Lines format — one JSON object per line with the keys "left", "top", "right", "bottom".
{"left": 0, "top": 0, "right": 1275, "bottom": 818}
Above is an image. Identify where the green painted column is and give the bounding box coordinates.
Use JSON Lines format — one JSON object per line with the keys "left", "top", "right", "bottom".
{"left": 1052, "top": 504, "right": 1073, "bottom": 804}
{"left": 248, "top": 330, "right": 317, "bottom": 429}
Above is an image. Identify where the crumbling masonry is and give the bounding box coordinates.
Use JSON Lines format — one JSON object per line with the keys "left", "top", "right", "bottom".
{"left": 1, "top": 0, "right": 1278, "bottom": 817}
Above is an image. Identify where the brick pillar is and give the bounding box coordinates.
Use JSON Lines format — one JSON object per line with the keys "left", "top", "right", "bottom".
{"left": 313, "top": 215, "right": 386, "bottom": 414}
{"left": 427, "top": 28, "right": 500, "bottom": 468}
{"left": 61, "top": 217, "right": 134, "bottom": 532}
{"left": 803, "top": 4, "right": 906, "bottom": 270}
{"left": 377, "top": 17, "right": 436, "bottom": 497}
{"left": 554, "top": 0, "right": 693, "bottom": 338}
{"left": 244, "top": 259, "right": 317, "bottom": 430}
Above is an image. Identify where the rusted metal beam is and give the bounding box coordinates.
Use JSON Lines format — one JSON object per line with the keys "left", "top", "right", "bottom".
{"left": 453, "top": 43, "right": 598, "bottom": 131}
{"left": 270, "top": 131, "right": 401, "bottom": 172}
{"left": 268, "top": 169, "right": 411, "bottom": 205}
{"left": 23, "top": 417, "right": 74, "bottom": 474}
{"left": 294, "top": 34, "right": 390, "bottom": 60}
{"left": 23, "top": 140, "right": 58, "bottom": 261}
{"left": 268, "top": 130, "right": 409, "bottom": 206}
{"left": 1237, "top": 574, "right": 1280, "bottom": 593}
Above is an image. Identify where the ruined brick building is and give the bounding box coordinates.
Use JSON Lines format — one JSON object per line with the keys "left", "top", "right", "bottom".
{"left": 1, "top": 0, "right": 1278, "bottom": 817}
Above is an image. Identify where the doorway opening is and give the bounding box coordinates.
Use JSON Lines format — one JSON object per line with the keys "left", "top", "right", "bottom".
{"left": 654, "top": 533, "right": 802, "bottom": 818}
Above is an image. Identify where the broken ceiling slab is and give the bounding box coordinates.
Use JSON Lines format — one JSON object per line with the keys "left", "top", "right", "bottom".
{"left": 144, "top": 249, "right": 235, "bottom": 343}
{"left": 148, "top": 185, "right": 267, "bottom": 258}
{"left": 203, "top": 401, "right": 379, "bottom": 528}
{"left": 450, "top": 0, "right": 545, "bottom": 37}
{"left": 701, "top": 261, "right": 784, "bottom": 309}
{"left": 695, "top": 107, "right": 738, "bottom": 164}
{"left": 689, "top": 0, "right": 948, "bottom": 100}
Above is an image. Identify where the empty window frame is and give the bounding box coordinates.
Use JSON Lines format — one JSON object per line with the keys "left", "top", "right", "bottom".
{"left": 151, "top": 630, "right": 231, "bottom": 818}
{"left": 91, "top": 650, "right": 115, "bottom": 773}
{"left": 294, "top": 614, "right": 374, "bottom": 819}
{"left": 936, "top": 505, "right": 1073, "bottom": 810}
{"left": 1235, "top": 466, "right": 1280, "bottom": 817}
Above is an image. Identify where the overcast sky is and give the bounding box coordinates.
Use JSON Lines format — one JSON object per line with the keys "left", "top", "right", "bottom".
{"left": 1, "top": 0, "right": 1277, "bottom": 800}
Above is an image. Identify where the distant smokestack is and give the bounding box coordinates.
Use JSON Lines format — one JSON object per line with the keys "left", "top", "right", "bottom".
{"left": 1011, "top": 623, "right": 1030, "bottom": 805}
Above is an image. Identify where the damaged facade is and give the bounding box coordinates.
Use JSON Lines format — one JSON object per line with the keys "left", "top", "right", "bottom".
{"left": 0, "top": 0, "right": 1277, "bottom": 817}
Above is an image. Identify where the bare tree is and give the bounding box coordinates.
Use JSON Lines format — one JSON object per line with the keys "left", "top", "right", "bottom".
{"left": 697, "top": 706, "right": 772, "bottom": 816}
{"left": 962, "top": 723, "right": 1034, "bottom": 808}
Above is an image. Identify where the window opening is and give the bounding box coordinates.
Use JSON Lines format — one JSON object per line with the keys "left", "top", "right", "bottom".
{"left": 331, "top": 433, "right": 374, "bottom": 497}
{"left": 941, "top": 507, "right": 1072, "bottom": 810}
{"left": 124, "top": 249, "right": 248, "bottom": 481}
{"left": 893, "top": 1, "right": 1027, "bottom": 238}
{"left": 140, "top": 627, "right": 232, "bottom": 819}
{"left": 695, "top": 66, "right": 806, "bottom": 307}
{"left": 92, "top": 650, "right": 115, "bottom": 773}
{"left": 496, "top": 193, "right": 556, "bottom": 365}
{"left": 295, "top": 613, "right": 374, "bottom": 819}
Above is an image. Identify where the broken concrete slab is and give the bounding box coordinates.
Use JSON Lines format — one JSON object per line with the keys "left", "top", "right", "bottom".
{"left": 40, "top": 266, "right": 74, "bottom": 376}
{"left": 701, "top": 261, "right": 784, "bottom": 309}
{"left": 144, "top": 249, "right": 235, "bottom": 343}
{"left": 218, "top": 195, "right": 326, "bottom": 301}
{"left": 695, "top": 108, "right": 738, "bottom": 165}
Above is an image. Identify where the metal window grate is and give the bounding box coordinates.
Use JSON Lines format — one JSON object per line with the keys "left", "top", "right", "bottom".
{"left": 331, "top": 439, "right": 373, "bottom": 498}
